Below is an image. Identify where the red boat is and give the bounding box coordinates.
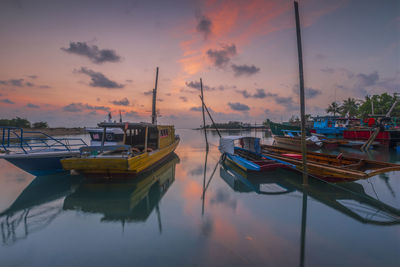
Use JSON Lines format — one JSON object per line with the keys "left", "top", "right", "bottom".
{"left": 343, "top": 128, "right": 400, "bottom": 147}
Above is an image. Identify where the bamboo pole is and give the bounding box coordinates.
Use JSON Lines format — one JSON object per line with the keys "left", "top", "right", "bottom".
{"left": 199, "top": 95, "right": 221, "bottom": 138}
{"left": 152, "top": 67, "right": 159, "bottom": 125}
{"left": 294, "top": 1, "right": 308, "bottom": 185}
{"left": 200, "top": 78, "right": 209, "bottom": 150}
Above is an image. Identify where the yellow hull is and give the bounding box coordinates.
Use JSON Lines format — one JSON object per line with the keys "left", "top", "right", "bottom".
{"left": 61, "top": 139, "right": 179, "bottom": 175}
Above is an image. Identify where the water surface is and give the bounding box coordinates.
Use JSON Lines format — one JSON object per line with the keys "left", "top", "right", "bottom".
{"left": 0, "top": 129, "right": 399, "bottom": 266}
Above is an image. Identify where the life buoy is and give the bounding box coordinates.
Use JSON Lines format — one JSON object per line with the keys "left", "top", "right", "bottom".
{"left": 106, "top": 134, "right": 113, "bottom": 141}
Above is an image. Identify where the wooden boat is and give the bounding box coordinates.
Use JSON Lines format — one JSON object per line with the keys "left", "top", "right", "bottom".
{"left": 273, "top": 130, "right": 347, "bottom": 150}
{"left": 219, "top": 136, "right": 290, "bottom": 172}
{"left": 61, "top": 122, "right": 179, "bottom": 177}
{"left": 261, "top": 145, "right": 400, "bottom": 182}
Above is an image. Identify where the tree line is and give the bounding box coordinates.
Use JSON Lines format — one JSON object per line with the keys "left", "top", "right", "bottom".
{"left": 326, "top": 93, "right": 399, "bottom": 118}
{"left": 0, "top": 117, "right": 49, "bottom": 129}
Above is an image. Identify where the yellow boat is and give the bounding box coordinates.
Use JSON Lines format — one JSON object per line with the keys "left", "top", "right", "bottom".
{"left": 61, "top": 122, "right": 179, "bottom": 177}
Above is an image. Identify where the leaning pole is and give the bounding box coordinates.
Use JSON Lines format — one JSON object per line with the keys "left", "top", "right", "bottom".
{"left": 294, "top": 1, "right": 308, "bottom": 185}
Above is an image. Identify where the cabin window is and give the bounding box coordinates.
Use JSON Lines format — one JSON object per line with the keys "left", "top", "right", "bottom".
{"left": 160, "top": 129, "right": 169, "bottom": 138}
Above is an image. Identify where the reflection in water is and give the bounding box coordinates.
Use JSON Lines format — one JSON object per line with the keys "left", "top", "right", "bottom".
{"left": 1, "top": 153, "right": 179, "bottom": 245}
{"left": 0, "top": 173, "right": 83, "bottom": 245}
{"left": 220, "top": 160, "right": 400, "bottom": 266}
{"left": 220, "top": 160, "right": 400, "bottom": 225}
{"left": 63, "top": 153, "right": 180, "bottom": 229}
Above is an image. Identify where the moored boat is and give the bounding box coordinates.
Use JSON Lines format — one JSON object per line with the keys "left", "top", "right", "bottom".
{"left": 0, "top": 126, "right": 87, "bottom": 176}
{"left": 62, "top": 67, "right": 180, "bottom": 178}
{"left": 273, "top": 130, "right": 347, "bottom": 150}
{"left": 219, "top": 136, "right": 290, "bottom": 172}
{"left": 61, "top": 122, "right": 179, "bottom": 177}
{"left": 261, "top": 144, "right": 400, "bottom": 182}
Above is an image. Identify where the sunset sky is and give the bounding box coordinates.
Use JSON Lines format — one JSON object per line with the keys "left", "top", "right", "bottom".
{"left": 0, "top": 0, "right": 398, "bottom": 128}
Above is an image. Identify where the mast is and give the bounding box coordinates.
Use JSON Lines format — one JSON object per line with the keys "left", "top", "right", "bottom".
{"left": 294, "top": 1, "right": 308, "bottom": 184}
{"left": 152, "top": 67, "right": 159, "bottom": 124}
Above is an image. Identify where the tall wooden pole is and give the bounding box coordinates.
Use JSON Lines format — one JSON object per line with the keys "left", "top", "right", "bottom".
{"left": 152, "top": 67, "right": 159, "bottom": 124}
{"left": 294, "top": 1, "right": 308, "bottom": 184}
{"left": 200, "top": 78, "right": 209, "bottom": 150}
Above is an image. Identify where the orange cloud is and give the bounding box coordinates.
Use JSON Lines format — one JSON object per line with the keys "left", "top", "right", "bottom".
{"left": 177, "top": 0, "right": 348, "bottom": 75}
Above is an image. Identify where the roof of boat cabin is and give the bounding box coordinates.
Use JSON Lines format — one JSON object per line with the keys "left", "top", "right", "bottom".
{"left": 97, "top": 122, "right": 174, "bottom": 129}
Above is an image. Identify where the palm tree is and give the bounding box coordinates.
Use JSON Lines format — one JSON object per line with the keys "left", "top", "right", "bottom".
{"left": 340, "top": 98, "right": 359, "bottom": 117}
{"left": 326, "top": 102, "right": 340, "bottom": 116}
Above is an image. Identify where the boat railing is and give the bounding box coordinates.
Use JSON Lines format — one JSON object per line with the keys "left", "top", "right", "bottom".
{"left": 0, "top": 126, "right": 87, "bottom": 154}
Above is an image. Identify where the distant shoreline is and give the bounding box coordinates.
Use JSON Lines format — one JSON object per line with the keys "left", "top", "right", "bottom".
{"left": 19, "top": 127, "right": 87, "bottom": 137}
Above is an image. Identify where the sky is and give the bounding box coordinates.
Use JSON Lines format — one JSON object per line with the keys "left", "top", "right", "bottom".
{"left": 0, "top": 0, "right": 398, "bottom": 128}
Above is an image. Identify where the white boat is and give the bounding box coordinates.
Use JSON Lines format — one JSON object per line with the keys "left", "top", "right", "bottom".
{"left": 0, "top": 127, "right": 87, "bottom": 175}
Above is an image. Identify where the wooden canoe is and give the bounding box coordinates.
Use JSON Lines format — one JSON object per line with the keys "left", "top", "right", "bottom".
{"left": 273, "top": 135, "right": 347, "bottom": 150}
{"left": 225, "top": 148, "right": 292, "bottom": 172}
{"left": 261, "top": 145, "right": 400, "bottom": 182}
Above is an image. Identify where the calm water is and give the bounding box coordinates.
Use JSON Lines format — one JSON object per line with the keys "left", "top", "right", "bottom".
{"left": 0, "top": 129, "right": 399, "bottom": 266}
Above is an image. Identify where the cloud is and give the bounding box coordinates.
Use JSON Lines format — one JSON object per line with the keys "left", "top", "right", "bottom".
{"left": 231, "top": 64, "right": 260, "bottom": 77}
{"left": 185, "top": 81, "right": 226, "bottom": 92}
{"left": 275, "top": 96, "right": 294, "bottom": 105}
{"left": 61, "top": 42, "right": 121, "bottom": 64}
{"left": 206, "top": 44, "right": 237, "bottom": 68}
{"left": 1, "top": 99, "right": 15, "bottom": 104}
{"left": 228, "top": 102, "right": 249, "bottom": 111}
{"left": 39, "top": 85, "right": 51, "bottom": 89}
{"left": 179, "top": 96, "right": 188, "bottom": 102}
{"left": 63, "top": 103, "right": 110, "bottom": 112}
{"left": 26, "top": 103, "right": 39, "bottom": 108}
{"left": 28, "top": 75, "right": 38, "bottom": 79}
{"left": 25, "top": 82, "right": 34, "bottom": 87}
{"left": 0, "top": 79, "right": 24, "bottom": 87}
{"left": 190, "top": 106, "right": 202, "bottom": 112}
{"left": 125, "top": 111, "right": 139, "bottom": 118}
{"left": 355, "top": 71, "right": 379, "bottom": 88}
{"left": 320, "top": 67, "right": 335, "bottom": 74}
{"left": 292, "top": 85, "right": 322, "bottom": 99}
{"left": 186, "top": 81, "right": 211, "bottom": 91}
{"left": 111, "top": 97, "right": 130, "bottom": 106}
{"left": 77, "top": 67, "right": 124, "bottom": 89}
{"left": 143, "top": 90, "right": 153, "bottom": 96}
{"left": 323, "top": 68, "right": 397, "bottom": 96}
{"left": 196, "top": 15, "right": 212, "bottom": 39}
{"left": 236, "top": 89, "right": 276, "bottom": 99}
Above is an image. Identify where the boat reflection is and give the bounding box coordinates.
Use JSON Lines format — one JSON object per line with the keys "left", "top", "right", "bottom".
{"left": 0, "top": 173, "right": 83, "bottom": 245}
{"left": 63, "top": 153, "right": 180, "bottom": 228}
{"left": 220, "top": 160, "right": 400, "bottom": 226}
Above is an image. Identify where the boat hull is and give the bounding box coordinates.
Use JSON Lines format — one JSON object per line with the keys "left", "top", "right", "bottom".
{"left": 61, "top": 139, "right": 180, "bottom": 177}
{"left": 343, "top": 129, "right": 400, "bottom": 147}
{"left": 261, "top": 145, "right": 400, "bottom": 182}
{"left": 1, "top": 151, "right": 80, "bottom": 176}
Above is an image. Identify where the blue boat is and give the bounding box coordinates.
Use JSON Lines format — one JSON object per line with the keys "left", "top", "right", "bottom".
{"left": 219, "top": 136, "right": 290, "bottom": 172}
{"left": 0, "top": 126, "right": 87, "bottom": 176}
{"left": 312, "top": 116, "right": 351, "bottom": 138}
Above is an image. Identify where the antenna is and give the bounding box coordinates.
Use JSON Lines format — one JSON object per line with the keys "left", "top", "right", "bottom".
{"left": 152, "top": 67, "right": 159, "bottom": 124}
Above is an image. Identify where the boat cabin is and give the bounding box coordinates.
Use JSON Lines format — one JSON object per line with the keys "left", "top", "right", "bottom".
{"left": 219, "top": 136, "right": 261, "bottom": 155}
{"left": 95, "top": 122, "right": 175, "bottom": 153}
